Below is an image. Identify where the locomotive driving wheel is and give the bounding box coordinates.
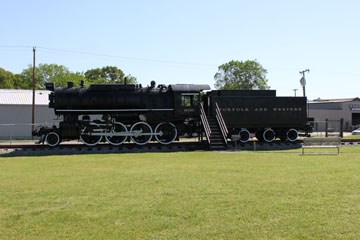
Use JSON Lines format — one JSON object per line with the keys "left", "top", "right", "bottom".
{"left": 130, "top": 122, "right": 153, "bottom": 145}
{"left": 80, "top": 126, "right": 103, "bottom": 146}
{"left": 154, "top": 122, "right": 177, "bottom": 144}
{"left": 105, "top": 122, "right": 128, "bottom": 145}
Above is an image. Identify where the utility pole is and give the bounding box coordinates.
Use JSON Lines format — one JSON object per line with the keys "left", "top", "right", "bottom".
{"left": 299, "top": 69, "right": 309, "bottom": 97}
{"left": 32, "top": 46, "right": 36, "bottom": 139}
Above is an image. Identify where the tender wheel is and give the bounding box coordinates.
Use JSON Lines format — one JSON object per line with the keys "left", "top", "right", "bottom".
{"left": 45, "top": 132, "right": 61, "bottom": 147}
{"left": 239, "top": 129, "right": 250, "bottom": 143}
{"left": 80, "top": 126, "right": 103, "bottom": 146}
{"left": 130, "top": 122, "right": 153, "bottom": 145}
{"left": 105, "top": 122, "right": 128, "bottom": 145}
{"left": 154, "top": 122, "right": 177, "bottom": 144}
{"left": 263, "top": 129, "right": 275, "bottom": 143}
{"left": 287, "top": 129, "right": 298, "bottom": 142}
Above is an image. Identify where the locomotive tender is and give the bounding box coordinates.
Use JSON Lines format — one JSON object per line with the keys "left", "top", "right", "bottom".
{"left": 206, "top": 90, "right": 311, "bottom": 143}
{"left": 33, "top": 81, "right": 311, "bottom": 147}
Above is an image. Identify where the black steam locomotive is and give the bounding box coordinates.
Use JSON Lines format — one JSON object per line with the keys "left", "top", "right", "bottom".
{"left": 33, "top": 81, "right": 311, "bottom": 147}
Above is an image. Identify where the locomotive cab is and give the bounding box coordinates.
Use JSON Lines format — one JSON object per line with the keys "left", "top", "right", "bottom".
{"left": 171, "top": 84, "right": 210, "bottom": 118}
{"left": 174, "top": 93, "right": 200, "bottom": 116}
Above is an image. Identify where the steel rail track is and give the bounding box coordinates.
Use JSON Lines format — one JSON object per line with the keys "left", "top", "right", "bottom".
{"left": 1, "top": 139, "right": 359, "bottom": 156}
{"left": 1, "top": 139, "right": 360, "bottom": 149}
{"left": 0, "top": 141, "right": 206, "bottom": 156}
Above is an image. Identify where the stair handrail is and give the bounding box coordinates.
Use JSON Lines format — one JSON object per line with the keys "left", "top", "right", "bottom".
{"left": 200, "top": 102, "right": 211, "bottom": 144}
{"left": 215, "top": 102, "right": 228, "bottom": 144}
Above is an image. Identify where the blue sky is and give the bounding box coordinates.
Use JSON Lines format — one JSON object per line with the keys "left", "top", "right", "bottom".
{"left": 1, "top": 0, "right": 359, "bottom": 99}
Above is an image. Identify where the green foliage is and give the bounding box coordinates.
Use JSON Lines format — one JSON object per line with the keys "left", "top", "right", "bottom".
{"left": 0, "top": 68, "right": 21, "bottom": 89}
{"left": 214, "top": 60, "right": 270, "bottom": 90}
{"left": 1, "top": 150, "right": 360, "bottom": 239}
{"left": 18, "top": 64, "right": 85, "bottom": 89}
{"left": 84, "top": 66, "right": 136, "bottom": 85}
{"left": 0, "top": 65, "right": 136, "bottom": 89}
{"left": 124, "top": 74, "right": 137, "bottom": 84}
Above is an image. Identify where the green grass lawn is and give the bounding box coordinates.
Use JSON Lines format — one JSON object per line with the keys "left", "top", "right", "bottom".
{"left": 1, "top": 148, "right": 360, "bottom": 239}
{"left": 342, "top": 135, "right": 360, "bottom": 140}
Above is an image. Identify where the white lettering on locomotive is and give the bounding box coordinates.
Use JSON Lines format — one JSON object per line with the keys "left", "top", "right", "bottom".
{"left": 220, "top": 108, "right": 249, "bottom": 112}
{"left": 222, "top": 107, "right": 303, "bottom": 112}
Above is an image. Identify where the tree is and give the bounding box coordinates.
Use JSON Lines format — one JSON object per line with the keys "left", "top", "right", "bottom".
{"left": 214, "top": 60, "right": 269, "bottom": 90}
{"left": 19, "top": 64, "right": 85, "bottom": 89}
{"left": 0, "top": 68, "right": 24, "bottom": 89}
{"left": 124, "top": 74, "right": 137, "bottom": 84}
{"left": 3, "top": 64, "right": 137, "bottom": 89}
{"left": 0, "top": 68, "right": 16, "bottom": 89}
{"left": 84, "top": 66, "right": 136, "bottom": 84}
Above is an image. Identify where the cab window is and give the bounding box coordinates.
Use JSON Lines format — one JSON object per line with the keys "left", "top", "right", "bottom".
{"left": 193, "top": 95, "right": 199, "bottom": 105}
{"left": 181, "top": 94, "right": 199, "bottom": 107}
{"left": 182, "top": 95, "right": 191, "bottom": 107}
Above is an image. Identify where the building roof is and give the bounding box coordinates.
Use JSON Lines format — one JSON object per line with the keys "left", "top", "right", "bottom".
{"left": 309, "top": 97, "right": 360, "bottom": 104}
{"left": 0, "top": 89, "right": 50, "bottom": 105}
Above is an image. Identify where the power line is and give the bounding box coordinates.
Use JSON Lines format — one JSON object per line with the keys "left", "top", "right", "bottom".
{"left": 0, "top": 45, "right": 33, "bottom": 49}
{"left": 36, "top": 46, "right": 217, "bottom": 68}
{"left": 0, "top": 45, "right": 218, "bottom": 69}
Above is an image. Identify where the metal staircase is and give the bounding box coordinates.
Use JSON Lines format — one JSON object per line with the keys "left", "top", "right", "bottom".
{"left": 200, "top": 102, "right": 228, "bottom": 150}
{"left": 207, "top": 116, "right": 227, "bottom": 150}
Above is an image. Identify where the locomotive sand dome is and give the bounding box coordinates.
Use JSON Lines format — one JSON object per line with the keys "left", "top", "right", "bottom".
{"left": 33, "top": 81, "right": 210, "bottom": 146}
{"left": 33, "top": 81, "right": 312, "bottom": 147}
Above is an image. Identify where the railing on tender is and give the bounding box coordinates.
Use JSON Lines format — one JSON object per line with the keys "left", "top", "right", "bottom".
{"left": 200, "top": 102, "right": 211, "bottom": 144}
{"left": 215, "top": 102, "right": 228, "bottom": 144}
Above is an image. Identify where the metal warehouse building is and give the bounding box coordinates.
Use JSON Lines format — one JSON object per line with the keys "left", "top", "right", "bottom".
{"left": 308, "top": 98, "right": 360, "bottom": 132}
{"left": 0, "top": 89, "right": 58, "bottom": 139}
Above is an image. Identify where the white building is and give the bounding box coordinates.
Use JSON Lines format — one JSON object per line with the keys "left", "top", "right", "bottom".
{"left": 0, "top": 89, "right": 59, "bottom": 139}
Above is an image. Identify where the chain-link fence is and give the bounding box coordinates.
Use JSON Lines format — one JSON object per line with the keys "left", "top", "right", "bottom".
{"left": 0, "top": 123, "right": 58, "bottom": 143}
{"left": 309, "top": 119, "right": 344, "bottom": 137}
